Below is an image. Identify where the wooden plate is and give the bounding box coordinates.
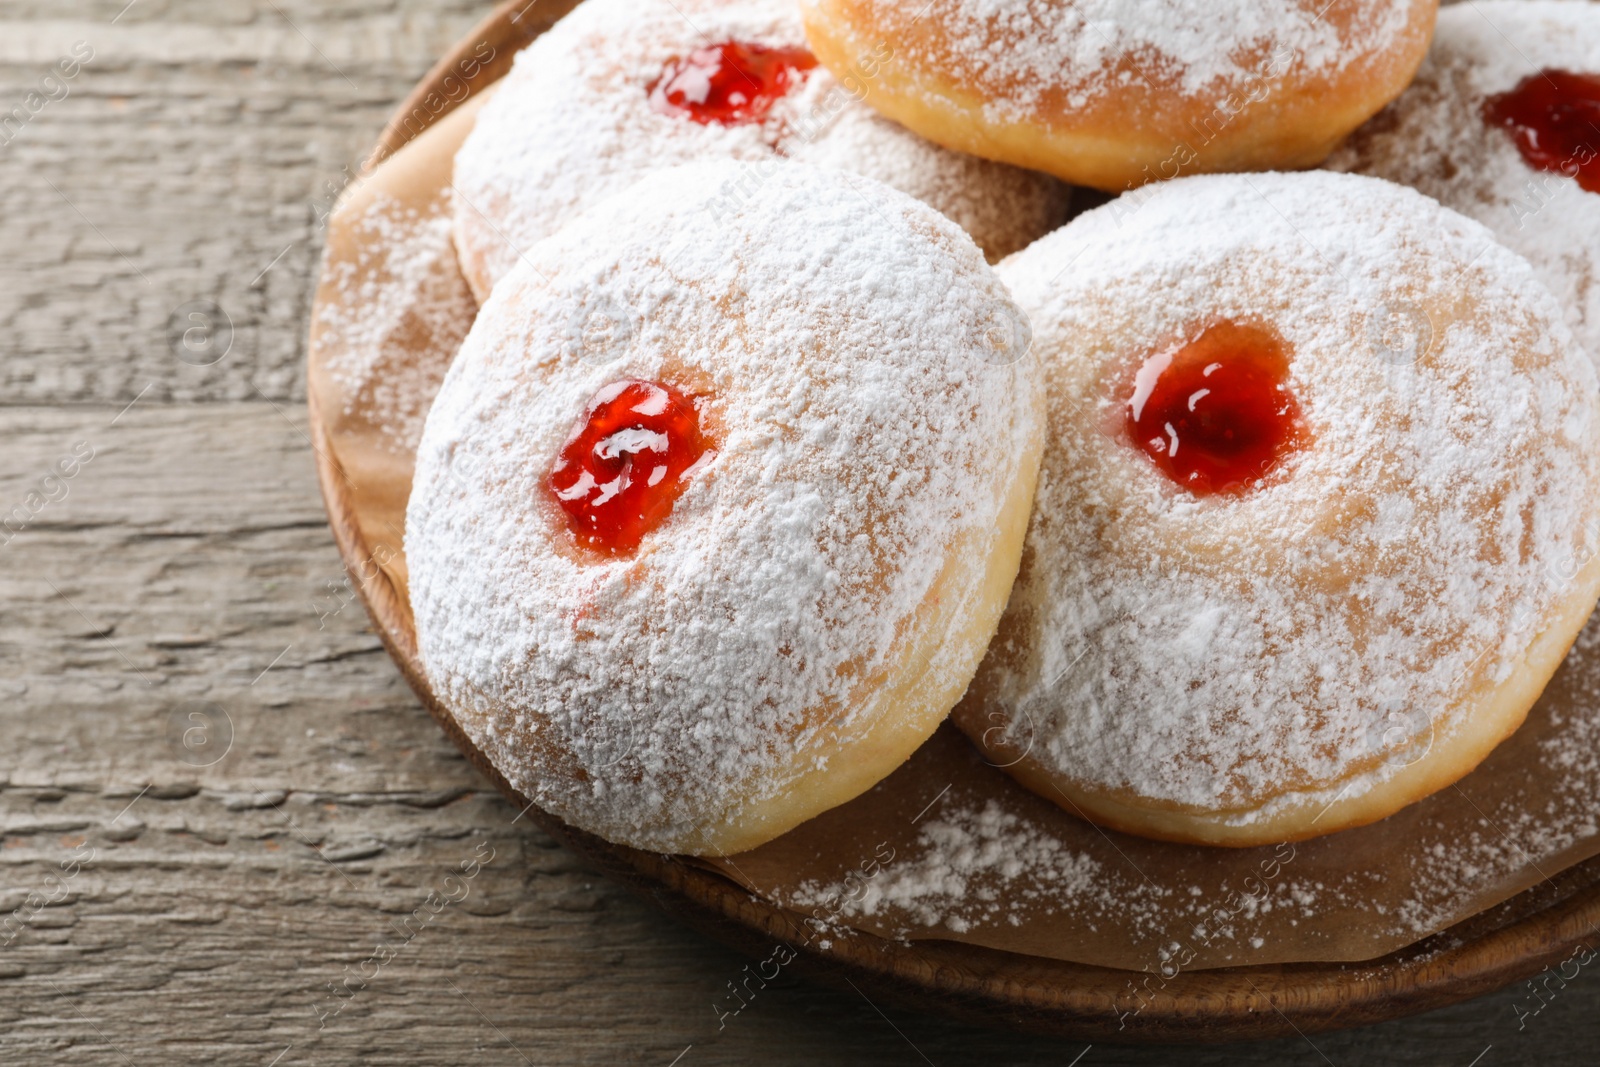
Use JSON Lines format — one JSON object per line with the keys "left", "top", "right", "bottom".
{"left": 308, "top": 0, "right": 1600, "bottom": 1041}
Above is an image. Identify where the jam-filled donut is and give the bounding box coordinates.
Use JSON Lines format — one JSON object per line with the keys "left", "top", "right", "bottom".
{"left": 450, "top": 0, "right": 1068, "bottom": 303}
{"left": 954, "top": 171, "right": 1600, "bottom": 847}
{"left": 1328, "top": 2, "right": 1600, "bottom": 361}
{"left": 408, "top": 161, "right": 1045, "bottom": 855}
{"left": 799, "top": 0, "right": 1437, "bottom": 192}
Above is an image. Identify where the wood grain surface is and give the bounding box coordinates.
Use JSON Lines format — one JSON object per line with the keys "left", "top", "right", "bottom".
{"left": 4, "top": 1, "right": 1598, "bottom": 1064}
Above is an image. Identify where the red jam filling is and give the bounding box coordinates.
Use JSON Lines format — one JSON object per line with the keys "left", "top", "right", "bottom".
{"left": 549, "top": 380, "right": 712, "bottom": 554}
{"left": 648, "top": 40, "right": 817, "bottom": 126}
{"left": 1483, "top": 69, "right": 1600, "bottom": 193}
{"left": 1125, "top": 321, "right": 1305, "bottom": 497}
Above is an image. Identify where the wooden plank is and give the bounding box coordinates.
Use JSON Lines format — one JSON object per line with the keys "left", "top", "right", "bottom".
{"left": 0, "top": 2, "right": 487, "bottom": 407}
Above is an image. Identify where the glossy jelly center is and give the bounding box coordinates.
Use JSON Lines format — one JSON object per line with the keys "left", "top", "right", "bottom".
{"left": 1484, "top": 69, "right": 1600, "bottom": 193}
{"left": 648, "top": 40, "right": 817, "bottom": 126}
{"left": 549, "top": 380, "right": 712, "bottom": 554}
{"left": 1126, "top": 321, "right": 1305, "bottom": 497}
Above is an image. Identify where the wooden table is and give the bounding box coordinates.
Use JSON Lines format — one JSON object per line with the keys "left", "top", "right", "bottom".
{"left": 2, "top": 1, "right": 1595, "bottom": 1063}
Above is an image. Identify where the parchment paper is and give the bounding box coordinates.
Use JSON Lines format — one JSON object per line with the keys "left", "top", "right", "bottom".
{"left": 307, "top": 95, "right": 1600, "bottom": 974}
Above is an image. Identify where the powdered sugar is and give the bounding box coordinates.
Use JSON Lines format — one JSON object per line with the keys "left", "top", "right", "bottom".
{"left": 969, "top": 171, "right": 1600, "bottom": 818}
{"left": 794, "top": 794, "right": 1123, "bottom": 935}
{"left": 1391, "top": 621, "right": 1600, "bottom": 936}
{"left": 773, "top": 758, "right": 1333, "bottom": 967}
{"left": 803, "top": 0, "right": 1422, "bottom": 119}
{"left": 407, "top": 161, "right": 1042, "bottom": 854}
{"left": 315, "top": 193, "right": 476, "bottom": 454}
{"left": 1327, "top": 1, "right": 1600, "bottom": 363}
{"left": 450, "top": 0, "right": 1066, "bottom": 301}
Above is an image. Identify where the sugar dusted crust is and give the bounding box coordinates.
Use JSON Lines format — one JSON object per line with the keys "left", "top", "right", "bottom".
{"left": 955, "top": 171, "right": 1600, "bottom": 847}
{"left": 1327, "top": 1, "right": 1600, "bottom": 364}
{"left": 408, "top": 162, "right": 1046, "bottom": 856}
{"left": 800, "top": 0, "right": 1436, "bottom": 191}
{"left": 450, "top": 0, "right": 1068, "bottom": 303}
{"left": 996, "top": 552, "right": 1600, "bottom": 846}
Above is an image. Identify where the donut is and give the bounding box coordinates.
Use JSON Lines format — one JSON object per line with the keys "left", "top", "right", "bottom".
{"left": 798, "top": 0, "right": 1438, "bottom": 192}
{"left": 1327, "top": 1, "right": 1600, "bottom": 363}
{"left": 407, "top": 161, "right": 1045, "bottom": 855}
{"left": 450, "top": 0, "right": 1069, "bottom": 304}
{"left": 952, "top": 170, "right": 1600, "bottom": 847}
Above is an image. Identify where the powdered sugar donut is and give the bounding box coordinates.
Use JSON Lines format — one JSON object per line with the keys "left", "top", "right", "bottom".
{"left": 1328, "top": 1, "right": 1600, "bottom": 363}
{"left": 450, "top": 0, "right": 1068, "bottom": 304}
{"left": 954, "top": 171, "right": 1600, "bottom": 847}
{"left": 800, "top": 0, "right": 1436, "bottom": 192}
{"left": 408, "top": 161, "right": 1045, "bottom": 855}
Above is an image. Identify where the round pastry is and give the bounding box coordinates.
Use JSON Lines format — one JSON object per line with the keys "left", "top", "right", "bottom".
{"left": 798, "top": 0, "right": 1437, "bottom": 192}
{"left": 408, "top": 160, "right": 1045, "bottom": 856}
{"left": 1327, "top": 1, "right": 1600, "bottom": 363}
{"left": 954, "top": 170, "right": 1600, "bottom": 847}
{"left": 450, "top": 0, "right": 1069, "bottom": 303}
